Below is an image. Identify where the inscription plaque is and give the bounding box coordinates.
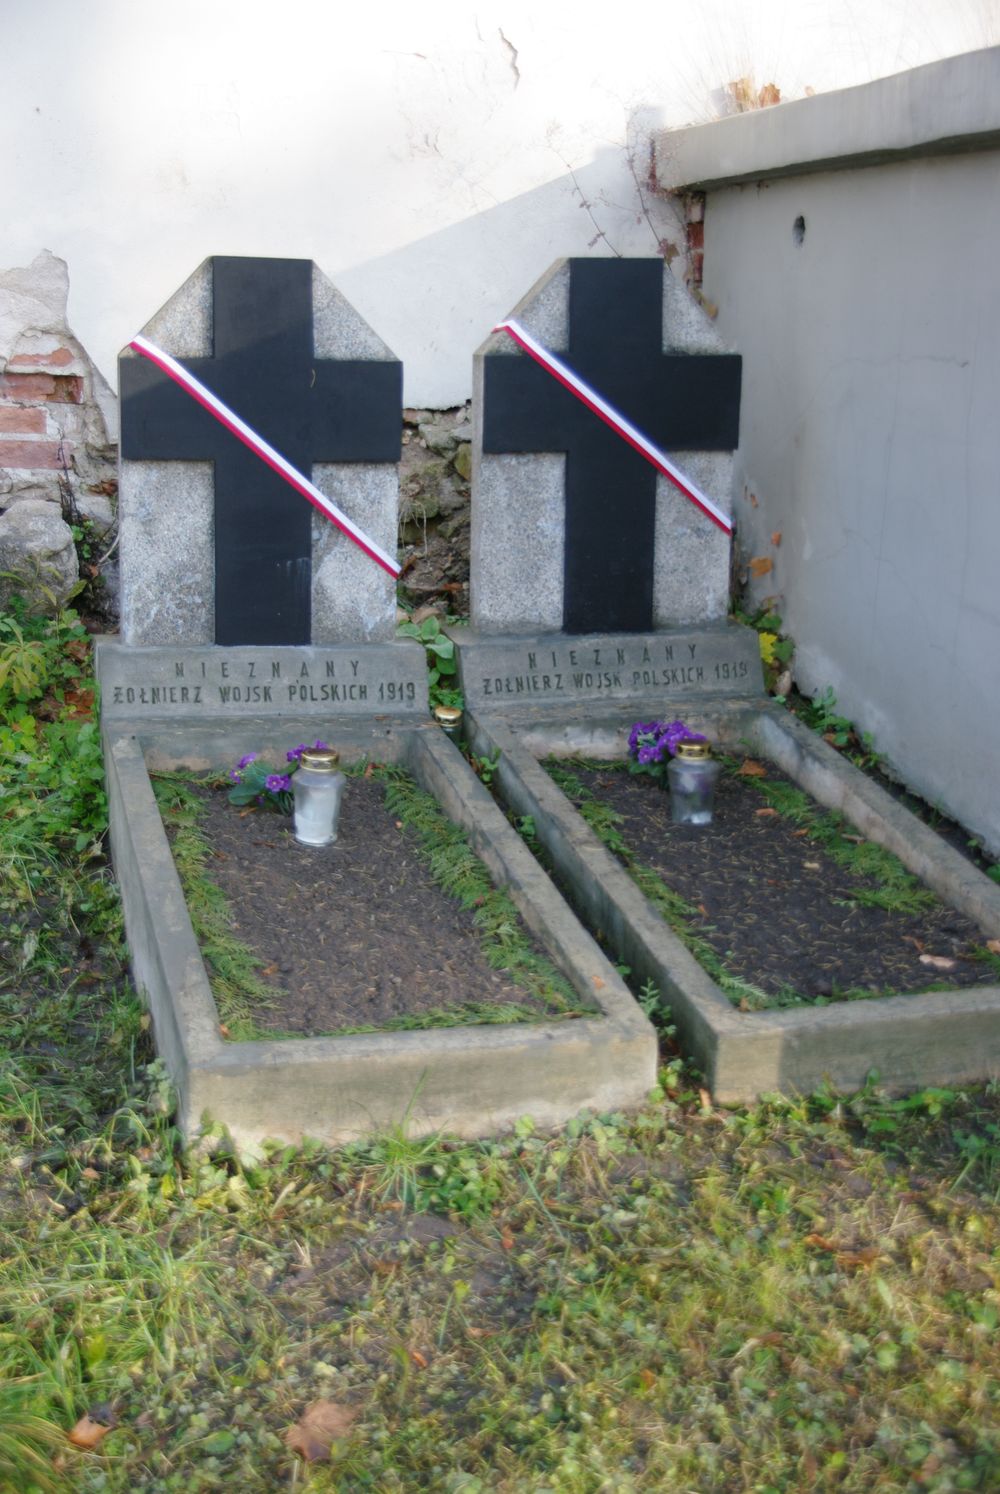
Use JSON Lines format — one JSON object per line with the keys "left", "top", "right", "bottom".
{"left": 98, "top": 642, "right": 427, "bottom": 719}
{"left": 452, "top": 627, "right": 763, "bottom": 714}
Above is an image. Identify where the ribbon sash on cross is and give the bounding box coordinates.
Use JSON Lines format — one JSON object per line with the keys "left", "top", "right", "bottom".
{"left": 493, "top": 318, "right": 733, "bottom": 536}
{"left": 129, "top": 334, "right": 401, "bottom": 577}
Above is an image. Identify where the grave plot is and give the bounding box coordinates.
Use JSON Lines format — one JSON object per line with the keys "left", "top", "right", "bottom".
{"left": 101, "top": 254, "right": 655, "bottom": 1145}
{"left": 458, "top": 255, "right": 1000, "bottom": 1102}
{"left": 463, "top": 701, "right": 1000, "bottom": 1104}
{"left": 104, "top": 711, "right": 654, "bottom": 1147}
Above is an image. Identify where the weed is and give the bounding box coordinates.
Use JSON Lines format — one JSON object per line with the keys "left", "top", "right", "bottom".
{"left": 396, "top": 611, "right": 461, "bottom": 707}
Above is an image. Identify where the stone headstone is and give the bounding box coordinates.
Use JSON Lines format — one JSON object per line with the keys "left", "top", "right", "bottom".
{"left": 118, "top": 256, "right": 401, "bottom": 647}
{"left": 471, "top": 257, "right": 741, "bottom": 635}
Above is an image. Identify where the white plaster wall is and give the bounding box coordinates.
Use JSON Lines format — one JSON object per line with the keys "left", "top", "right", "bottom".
{"left": 703, "top": 151, "right": 1000, "bottom": 853}
{"left": 3, "top": 0, "right": 992, "bottom": 408}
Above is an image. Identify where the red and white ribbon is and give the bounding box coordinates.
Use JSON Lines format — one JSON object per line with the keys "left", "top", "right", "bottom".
{"left": 493, "top": 318, "right": 733, "bottom": 536}
{"left": 128, "top": 334, "right": 401, "bottom": 577}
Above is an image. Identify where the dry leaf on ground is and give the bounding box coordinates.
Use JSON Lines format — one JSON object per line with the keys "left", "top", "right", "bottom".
{"left": 748, "top": 556, "right": 773, "bottom": 578}
{"left": 919, "top": 954, "right": 957, "bottom": 971}
{"left": 738, "top": 759, "right": 767, "bottom": 777}
{"left": 986, "top": 939, "right": 1000, "bottom": 955}
{"left": 67, "top": 1413, "right": 114, "bottom": 1450}
{"left": 285, "top": 1399, "right": 357, "bottom": 1463}
{"left": 754, "top": 807, "right": 778, "bottom": 818}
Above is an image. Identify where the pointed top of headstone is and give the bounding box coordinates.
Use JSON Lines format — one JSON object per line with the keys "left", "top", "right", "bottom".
{"left": 471, "top": 257, "right": 742, "bottom": 637}
{"left": 118, "top": 256, "right": 401, "bottom": 648}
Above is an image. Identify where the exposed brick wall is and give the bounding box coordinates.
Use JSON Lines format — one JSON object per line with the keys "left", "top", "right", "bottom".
{"left": 682, "top": 192, "right": 706, "bottom": 289}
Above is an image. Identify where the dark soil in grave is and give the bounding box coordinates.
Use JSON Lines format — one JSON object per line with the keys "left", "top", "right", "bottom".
{"left": 182, "top": 775, "right": 582, "bottom": 1037}
{"left": 557, "top": 762, "right": 998, "bottom": 1007}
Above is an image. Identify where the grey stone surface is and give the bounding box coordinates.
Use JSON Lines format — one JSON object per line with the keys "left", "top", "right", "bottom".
{"left": 97, "top": 639, "right": 427, "bottom": 720}
{"left": 471, "top": 258, "right": 735, "bottom": 634}
{"left": 119, "top": 259, "right": 399, "bottom": 646}
{"left": 452, "top": 622, "right": 762, "bottom": 714}
{"left": 311, "top": 464, "right": 398, "bottom": 644}
{"left": 120, "top": 462, "right": 214, "bottom": 645}
{"left": 104, "top": 725, "right": 657, "bottom": 1145}
{"left": 0, "top": 498, "right": 79, "bottom": 613}
{"left": 468, "top": 706, "right": 1000, "bottom": 1104}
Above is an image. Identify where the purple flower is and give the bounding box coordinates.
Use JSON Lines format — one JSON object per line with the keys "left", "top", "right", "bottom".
{"left": 236, "top": 753, "right": 257, "bottom": 770}
{"left": 286, "top": 739, "right": 331, "bottom": 764}
{"left": 628, "top": 718, "right": 707, "bottom": 766}
{"left": 265, "top": 773, "right": 291, "bottom": 793}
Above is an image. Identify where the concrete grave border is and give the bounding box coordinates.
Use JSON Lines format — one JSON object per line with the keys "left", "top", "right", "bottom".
{"left": 104, "top": 717, "right": 656, "bottom": 1146}
{"left": 465, "top": 703, "right": 1000, "bottom": 1103}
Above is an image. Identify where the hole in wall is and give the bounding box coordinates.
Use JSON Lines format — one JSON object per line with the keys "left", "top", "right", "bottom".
{"left": 793, "top": 215, "right": 806, "bottom": 246}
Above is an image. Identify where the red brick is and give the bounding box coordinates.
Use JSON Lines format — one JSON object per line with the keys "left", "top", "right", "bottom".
{"left": 0, "top": 406, "right": 47, "bottom": 435}
{"left": 688, "top": 250, "right": 704, "bottom": 283}
{"left": 9, "top": 347, "right": 74, "bottom": 368}
{"left": 0, "top": 439, "right": 64, "bottom": 470}
{"left": 0, "top": 372, "right": 82, "bottom": 403}
{"left": 686, "top": 221, "right": 704, "bottom": 250}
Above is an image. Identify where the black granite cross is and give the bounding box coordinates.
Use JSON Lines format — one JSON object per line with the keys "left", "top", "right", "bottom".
{"left": 120, "top": 257, "right": 401, "bottom": 645}
{"left": 483, "top": 258, "right": 741, "bottom": 633}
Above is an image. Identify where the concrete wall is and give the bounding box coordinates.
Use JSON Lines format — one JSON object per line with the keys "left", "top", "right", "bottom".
{"left": 4, "top": 0, "right": 995, "bottom": 409}
{"left": 654, "top": 49, "right": 1000, "bottom": 855}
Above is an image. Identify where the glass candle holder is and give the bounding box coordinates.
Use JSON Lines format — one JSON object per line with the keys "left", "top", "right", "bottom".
{"left": 292, "top": 748, "right": 345, "bottom": 847}
{"left": 667, "top": 739, "right": 721, "bottom": 825}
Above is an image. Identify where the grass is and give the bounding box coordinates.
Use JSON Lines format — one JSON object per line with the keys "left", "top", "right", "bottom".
{"left": 152, "top": 762, "right": 590, "bottom": 1040}
{"left": 4, "top": 609, "right": 1000, "bottom": 1489}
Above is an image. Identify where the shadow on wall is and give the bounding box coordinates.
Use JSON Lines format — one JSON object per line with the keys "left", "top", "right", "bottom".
{"left": 336, "top": 141, "right": 683, "bottom": 408}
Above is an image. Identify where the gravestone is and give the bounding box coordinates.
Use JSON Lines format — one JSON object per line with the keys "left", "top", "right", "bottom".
{"left": 458, "top": 257, "right": 758, "bottom": 718}
{"left": 97, "top": 254, "right": 657, "bottom": 1146}
{"left": 471, "top": 257, "right": 741, "bottom": 636}
{"left": 118, "top": 256, "right": 401, "bottom": 647}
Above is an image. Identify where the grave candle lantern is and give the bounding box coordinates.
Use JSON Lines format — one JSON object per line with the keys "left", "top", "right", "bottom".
{"left": 433, "top": 704, "right": 464, "bottom": 745}
{"left": 667, "top": 740, "right": 721, "bottom": 825}
{"left": 292, "top": 749, "right": 345, "bottom": 847}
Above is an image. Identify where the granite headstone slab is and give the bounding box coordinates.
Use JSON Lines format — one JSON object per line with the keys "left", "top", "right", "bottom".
{"left": 472, "top": 258, "right": 742, "bottom": 635}
{"left": 119, "top": 257, "right": 401, "bottom": 648}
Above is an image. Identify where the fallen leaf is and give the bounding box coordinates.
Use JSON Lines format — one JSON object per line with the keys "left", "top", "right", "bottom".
{"left": 986, "top": 939, "right": 1000, "bottom": 955}
{"left": 500, "top": 1228, "right": 515, "bottom": 1251}
{"left": 410, "top": 1349, "right": 429, "bottom": 1369}
{"left": 63, "top": 687, "right": 95, "bottom": 718}
{"left": 919, "top": 954, "right": 957, "bottom": 971}
{"left": 261, "top": 963, "right": 279, "bottom": 977}
{"left": 803, "top": 862, "right": 821, "bottom": 871}
{"left": 592, "top": 975, "right": 605, "bottom": 989}
{"left": 748, "top": 556, "right": 773, "bottom": 578}
{"left": 738, "top": 759, "right": 767, "bottom": 777}
{"left": 65, "top": 638, "right": 91, "bottom": 662}
{"left": 749, "top": 492, "right": 759, "bottom": 508}
{"left": 698, "top": 1087, "right": 713, "bottom": 1112}
{"left": 218, "top": 1023, "right": 231, "bottom": 1038}
{"left": 770, "top": 530, "right": 782, "bottom": 546}
{"left": 363, "top": 762, "right": 375, "bottom": 777}
{"left": 68, "top": 1414, "right": 113, "bottom": 1450}
{"left": 80, "top": 1166, "right": 100, "bottom": 1181}
{"left": 738, "top": 997, "right": 750, "bottom": 1012}
{"left": 639, "top": 1368, "right": 657, "bottom": 1390}
{"left": 792, "top": 828, "right": 810, "bottom": 837}
{"left": 285, "top": 1400, "right": 357, "bottom": 1463}
{"left": 755, "top": 807, "right": 778, "bottom": 818}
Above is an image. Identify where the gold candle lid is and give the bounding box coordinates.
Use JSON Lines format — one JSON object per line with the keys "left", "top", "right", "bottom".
{"left": 675, "top": 739, "right": 711, "bottom": 761}
{"left": 433, "top": 705, "right": 463, "bottom": 725}
{"left": 299, "top": 748, "right": 340, "bottom": 771}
